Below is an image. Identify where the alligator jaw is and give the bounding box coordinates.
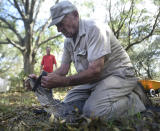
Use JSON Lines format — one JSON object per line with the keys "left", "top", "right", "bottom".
{"left": 25, "top": 78, "right": 36, "bottom": 91}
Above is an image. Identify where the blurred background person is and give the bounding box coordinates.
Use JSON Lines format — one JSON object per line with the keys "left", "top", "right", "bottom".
{"left": 40, "top": 46, "right": 57, "bottom": 73}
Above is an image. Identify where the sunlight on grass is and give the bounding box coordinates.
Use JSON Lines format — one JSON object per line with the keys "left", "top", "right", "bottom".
{"left": 0, "top": 88, "right": 67, "bottom": 107}
{"left": 53, "top": 91, "right": 66, "bottom": 100}
{"left": 0, "top": 90, "right": 38, "bottom": 107}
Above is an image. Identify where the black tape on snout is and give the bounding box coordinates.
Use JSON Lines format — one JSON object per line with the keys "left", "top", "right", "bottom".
{"left": 32, "top": 71, "right": 48, "bottom": 92}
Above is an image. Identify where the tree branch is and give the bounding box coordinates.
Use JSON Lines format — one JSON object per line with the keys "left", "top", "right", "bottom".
{"left": 33, "top": 0, "right": 43, "bottom": 27}
{"left": 0, "top": 41, "right": 10, "bottom": 44}
{"left": 125, "top": 8, "right": 160, "bottom": 51}
{"left": 7, "top": 13, "right": 22, "bottom": 21}
{"left": 0, "top": 17, "right": 23, "bottom": 43}
{"left": 127, "top": 0, "right": 134, "bottom": 46}
{"left": 21, "top": 0, "right": 25, "bottom": 5}
{"left": 0, "top": 66, "right": 12, "bottom": 74}
{"left": 38, "top": 34, "right": 62, "bottom": 47}
{"left": 115, "top": 1, "right": 133, "bottom": 38}
{"left": 13, "top": 0, "right": 25, "bottom": 20}
{"left": 6, "top": 37, "right": 25, "bottom": 51}
{"left": 0, "top": 30, "right": 24, "bottom": 51}
{"left": 25, "top": 0, "right": 29, "bottom": 14}
{"left": 8, "top": 0, "right": 15, "bottom": 7}
{"left": 55, "top": 0, "right": 59, "bottom": 4}
{"left": 108, "top": 0, "right": 115, "bottom": 34}
{"left": 35, "top": 17, "right": 51, "bottom": 45}
{"left": 29, "top": 0, "right": 36, "bottom": 22}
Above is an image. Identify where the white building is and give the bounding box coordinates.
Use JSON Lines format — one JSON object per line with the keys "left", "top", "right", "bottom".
{"left": 0, "top": 78, "right": 10, "bottom": 92}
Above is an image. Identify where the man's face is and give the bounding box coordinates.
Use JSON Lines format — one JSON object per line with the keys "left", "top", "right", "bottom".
{"left": 56, "top": 12, "right": 79, "bottom": 38}
{"left": 46, "top": 48, "right": 51, "bottom": 55}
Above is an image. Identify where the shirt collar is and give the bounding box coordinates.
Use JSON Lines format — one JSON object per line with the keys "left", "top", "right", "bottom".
{"left": 67, "top": 19, "right": 86, "bottom": 49}
{"left": 78, "top": 18, "right": 86, "bottom": 37}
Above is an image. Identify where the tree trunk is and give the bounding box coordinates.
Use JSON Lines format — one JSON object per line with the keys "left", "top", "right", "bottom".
{"left": 23, "top": 52, "right": 34, "bottom": 75}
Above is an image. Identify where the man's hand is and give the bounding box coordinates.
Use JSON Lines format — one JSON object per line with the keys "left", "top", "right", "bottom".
{"left": 29, "top": 74, "right": 38, "bottom": 79}
{"left": 25, "top": 78, "right": 32, "bottom": 91}
{"left": 41, "top": 72, "right": 69, "bottom": 89}
{"left": 25, "top": 74, "right": 37, "bottom": 91}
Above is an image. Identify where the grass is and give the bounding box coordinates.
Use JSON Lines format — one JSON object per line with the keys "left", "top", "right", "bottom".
{"left": 0, "top": 88, "right": 160, "bottom": 130}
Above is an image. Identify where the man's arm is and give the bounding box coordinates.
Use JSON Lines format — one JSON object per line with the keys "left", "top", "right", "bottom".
{"left": 40, "top": 56, "right": 44, "bottom": 73}
{"left": 52, "top": 55, "right": 58, "bottom": 70}
{"left": 41, "top": 56, "right": 104, "bottom": 88}
{"left": 40, "top": 64, "right": 43, "bottom": 73}
{"left": 55, "top": 63, "right": 57, "bottom": 70}
{"left": 66, "top": 56, "right": 104, "bottom": 86}
{"left": 54, "top": 63, "right": 70, "bottom": 76}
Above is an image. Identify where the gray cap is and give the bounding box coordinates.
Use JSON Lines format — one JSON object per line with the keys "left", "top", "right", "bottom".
{"left": 48, "top": 1, "right": 77, "bottom": 28}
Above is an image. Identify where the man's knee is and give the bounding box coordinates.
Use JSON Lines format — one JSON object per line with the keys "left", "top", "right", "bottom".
{"left": 82, "top": 94, "right": 145, "bottom": 119}
{"left": 83, "top": 102, "right": 112, "bottom": 118}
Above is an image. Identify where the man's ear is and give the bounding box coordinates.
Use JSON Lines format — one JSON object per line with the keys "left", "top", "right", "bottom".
{"left": 73, "top": 10, "right": 79, "bottom": 17}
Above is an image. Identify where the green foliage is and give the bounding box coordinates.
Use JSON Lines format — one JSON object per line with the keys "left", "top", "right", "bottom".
{"left": 130, "top": 36, "right": 160, "bottom": 79}
{"left": 0, "top": 44, "right": 25, "bottom": 90}
{"left": 0, "top": 45, "right": 22, "bottom": 77}
{"left": 107, "top": 0, "right": 159, "bottom": 50}
{"left": 8, "top": 70, "right": 27, "bottom": 90}
{"left": 154, "top": 0, "right": 160, "bottom": 5}
{"left": 73, "top": 0, "right": 95, "bottom": 18}
{"left": 105, "top": 0, "right": 160, "bottom": 79}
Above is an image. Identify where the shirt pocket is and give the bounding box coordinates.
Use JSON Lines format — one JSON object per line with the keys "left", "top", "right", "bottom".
{"left": 77, "top": 49, "right": 87, "bottom": 60}
{"left": 74, "top": 49, "right": 89, "bottom": 72}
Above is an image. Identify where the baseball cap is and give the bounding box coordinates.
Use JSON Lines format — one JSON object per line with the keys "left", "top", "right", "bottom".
{"left": 48, "top": 1, "right": 77, "bottom": 28}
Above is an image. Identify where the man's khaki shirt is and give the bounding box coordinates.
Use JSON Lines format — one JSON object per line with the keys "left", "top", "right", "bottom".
{"left": 62, "top": 19, "right": 134, "bottom": 80}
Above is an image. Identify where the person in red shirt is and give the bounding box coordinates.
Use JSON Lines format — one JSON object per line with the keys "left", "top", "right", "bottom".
{"left": 40, "top": 46, "right": 57, "bottom": 73}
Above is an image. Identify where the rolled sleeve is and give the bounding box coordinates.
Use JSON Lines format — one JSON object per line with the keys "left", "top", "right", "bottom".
{"left": 61, "top": 40, "right": 72, "bottom": 64}
{"left": 87, "top": 25, "right": 111, "bottom": 62}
